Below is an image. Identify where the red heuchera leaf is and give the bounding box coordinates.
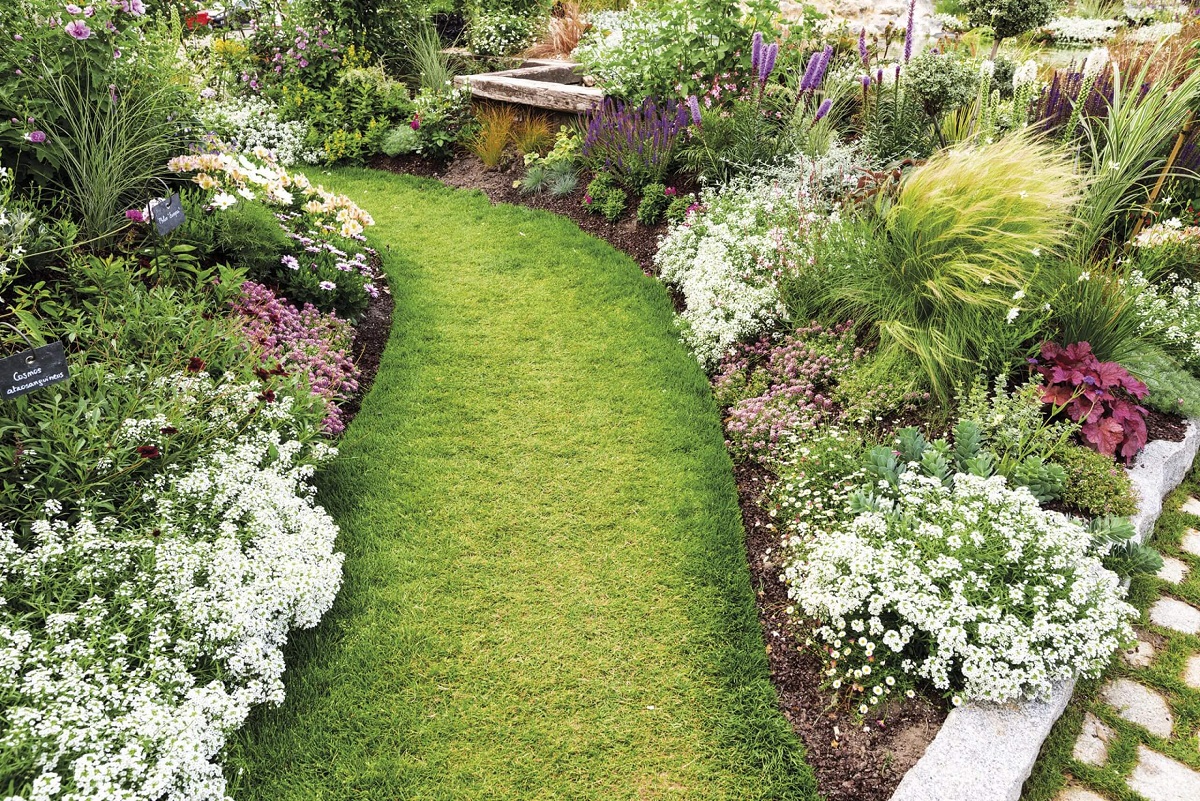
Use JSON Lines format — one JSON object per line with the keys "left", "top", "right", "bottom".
{"left": 1081, "top": 415, "right": 1126, "bottom": 458}
{"left": 1034, "top": 340, "right": 1150, "bottom": 463}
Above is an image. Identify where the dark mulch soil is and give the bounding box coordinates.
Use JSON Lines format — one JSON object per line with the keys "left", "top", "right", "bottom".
{"left": 372, "top": 153, "right": 669, "bottom": 274}
{"left": 341, "top": 251, "right": 395, "bottom": 432}
{"left": 1145, "top": 406, "right": 1188, "bottom": 443}
{"left": 736, "top": 462, "right": 947, "bottom": 801}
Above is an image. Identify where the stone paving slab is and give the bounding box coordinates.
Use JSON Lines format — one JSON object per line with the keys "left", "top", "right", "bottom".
{"left": 1100, "top": 679, "right": 1174, "bottom": 738}
{"left": 1185, "top": 654, "right": 1200, "bottom": 690}
{"left": 1149, "top": 598, "right": 1200, "bottom": 635}
{"left": 1127, "top": 746, "right": 1200, "bottom": 801}
{"left": 1158, "top": 556, "right": 1189, "bottom": 584}
{"left": 1071, "top": 712, "right": 1115, "bottom": 767}
{"left": 1182, "top": 528, "right": 1200, "bottom": 557}
{"left": 1123, "top": 638, "right": 1157, "bottom": 668}
{"left": 1181, "top": 497, "right": 1200, "bottom": 517}
{"left": 1055, "top": 789, "right": 1107, "bottom": 801}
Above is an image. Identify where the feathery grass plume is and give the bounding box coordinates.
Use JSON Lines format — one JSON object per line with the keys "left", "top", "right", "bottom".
{"left": 831, "top": 135, "right": 1082, "bottom": 400}
{"left": 468, "top": 104, "right": 516, "bottom": 168}
{"left": 525, "top": 1, "right": 590, "bottom": 59}
{"left": 1070, "top": 48, "right": 1200, "bottom": 260}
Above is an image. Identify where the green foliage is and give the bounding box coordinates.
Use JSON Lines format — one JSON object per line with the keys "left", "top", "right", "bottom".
{"left": 381, "top": 125, "right": 421, "bottom": 156}
{"left": 212, "top": 200, "right": 294, "bottom": 275}
{"left": 1056, "top": 443, "right": 1139, "bottom": 517}
{"left": 469, "top": 9, "right": 537, "bottom": 56}
{"left": 410, "top": 84, "right": 474, "bottom": 159}
{"left": 904, "top": 49, "right": 979, "bottom": 119}
{"left": 1125, "top": 346, "right": 1200, "bottom": 419}
{"left": 665, "top": 193, "right": 695, "bottom": 223}
{"left": 832, "top": 136, "right": 1081, "bottom": 401}
{"left": 635, "top": 183, "right": 670, "bottom": 226}
{"left": 861, "top": 80, "right": 932, "bottom": 165}
{"left": 583, "top": 172, "right": 626, "bottom": 221}
{"left": 1088, "top": 515, "right": 1163, "bottom": 577}
{"left": 960, "top": 0, "right": 1064, "bottom": 41}
{"left": 406, "top": 21, "right": 459, "bottom": 93}
{"left": 678, "top": 98, "right": 793, "bottom": 184}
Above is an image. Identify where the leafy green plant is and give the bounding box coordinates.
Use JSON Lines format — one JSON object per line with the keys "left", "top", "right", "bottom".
{"left": 904, "top": 49, "right": 979, "bottom": 145}
{"left": 832, "top": 135, "right": 1081, "bottom": 401}
{"left": 1088, "top": 515, "right": 1163, "bottom": 577}
{"left": 960, "top": 0, "right": 1064, "bottom": 55}
{"left": 582, "top": 173, "right": 626, "bottom": 221}
{"left": 381, "top": 125, "right": 421, "bottom": 156}
{"left": 406, "top": 21, "right": 459, "bottom": 93}
{"left": 665, "top": 193, "right": 695, "bottom": 223}
{"left": 1056, "top": 443, "right": 1138, "bottom": 517}
{"left": 679, "top": 97, "right": 792, "bottom": 183}
{"left": 636, "top": 183, "right": 670, "bottom": 226}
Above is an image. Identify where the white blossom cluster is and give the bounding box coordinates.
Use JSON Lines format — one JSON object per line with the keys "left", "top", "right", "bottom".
{"left": 654, "top": 147, "right": 860, "bottom": 369}
{"left": 1046, "top": 16, "right": 1124, "bottom": 45}
{"left": 1130, "top": 21, "right": 1184, "bottom": 41}
{"left": 572, "top": 9, "right": 669, "bottom": 97}
{"left": 1127, "top": 270, "right": 1200, "bottom": 368}
{"left": 198, "top": 95, "right": 321, "bottom": 167}
{"left": 1124, "top": 0, "right": 1189, "bottom": 22}
{"left": 1132, "top": 217, "right": 1200, "bottom": 249}
{"left": 783, "top": 470, "right": 1136, "bottom": 704}
{"left": 0, "top": 372, "right": 343, "bottom": 801}
{"left": 0, "top": 164, "right": 33, "bottom": 279}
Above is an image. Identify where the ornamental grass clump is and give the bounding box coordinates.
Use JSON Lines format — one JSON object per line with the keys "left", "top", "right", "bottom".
{"left": 832, "top": 135, "right": 1081, "bottom": 401}
{"left": 784, "top": 468, "right": 1136, "bottom": 710}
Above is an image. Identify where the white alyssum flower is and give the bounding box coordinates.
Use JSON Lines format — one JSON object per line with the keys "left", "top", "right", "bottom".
{"left": 783, "top": 471, "right": 1135, "bottom": 703}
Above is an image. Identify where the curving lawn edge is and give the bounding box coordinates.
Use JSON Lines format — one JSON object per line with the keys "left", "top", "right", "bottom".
{"left": 224, "top": 171, "right": 816, "bottom": 800}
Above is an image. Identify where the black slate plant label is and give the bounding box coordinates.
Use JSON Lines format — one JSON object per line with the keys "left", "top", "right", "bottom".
{"left": 150, "top": 193, "right": 185, "bottom": 236}
{"left": 0, "top": 342, "right": 69, "bottom": 399}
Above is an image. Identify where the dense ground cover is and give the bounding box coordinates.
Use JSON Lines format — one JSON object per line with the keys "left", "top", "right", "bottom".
{"left": 223, "top": 170, "right": 816, "bottom": 800}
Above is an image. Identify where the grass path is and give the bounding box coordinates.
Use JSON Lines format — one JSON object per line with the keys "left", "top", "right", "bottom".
{"left": 225, "top": 170, "right": 816, "bottom": 800}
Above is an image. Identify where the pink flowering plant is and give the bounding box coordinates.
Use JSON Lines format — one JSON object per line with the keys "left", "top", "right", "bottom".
{"left": 233, "top": 280, "right": 362, "bottom": 436}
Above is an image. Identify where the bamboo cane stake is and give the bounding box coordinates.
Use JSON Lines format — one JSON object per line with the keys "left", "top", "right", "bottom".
{"left": 1131, "top": 109, "right": 1196, "bottom": 240}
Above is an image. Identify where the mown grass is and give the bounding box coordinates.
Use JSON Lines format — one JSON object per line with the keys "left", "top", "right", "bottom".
{"left": 223, "top": 170, "right": 816, "bottom": 800}
{"left": 1023, "top": 459, "right": 1200, "bottom": 800}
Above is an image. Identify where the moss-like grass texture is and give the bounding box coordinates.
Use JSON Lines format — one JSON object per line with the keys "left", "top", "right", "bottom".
{"left": 224, "top": 170, "right": 816, "bottom": 801}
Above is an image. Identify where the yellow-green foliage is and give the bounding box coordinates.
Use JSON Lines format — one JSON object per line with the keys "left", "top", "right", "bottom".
{"left": 1056, "top": 444, "right": 1138, "bottom": 517}
{"left": 468, "top": 104, "right": 516, "bottom": 168}
{"left": 511, "top": 115, "right": 554, "bottom": 156}
{"left": 836, "top": 135, "right": 1082, "bottom": 400}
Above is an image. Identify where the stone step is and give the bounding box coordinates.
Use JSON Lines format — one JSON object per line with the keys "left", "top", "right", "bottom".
{"left": 1055, "top": 788, "right": 1107, "bottom": 801}
{"left": 1158, "top": 556, "right": 1189, "bottom": 584}
{"left": 1181, "top": 497, "right": 1200, "bottom": 517}
{"left": 1182, "top": 527, "right": 1200, "bottom": 557}
{"left": 1185, "top": 653, "right": 1200, "bottom": 690}
{"left": 1099, "top": 679, "right": 1174, "bottom": 738}
{"left": 1123, "top": 637, "right": 1157, "bottom": 668}
{"left": 1149, "top": 598, "right": 1200, "bottom": 635}
{"left": 1128, "top": 746, "right": 1200, "bottom": 801}
{"left": 1071, "top": 712, "right": 1115, "bottom": 767}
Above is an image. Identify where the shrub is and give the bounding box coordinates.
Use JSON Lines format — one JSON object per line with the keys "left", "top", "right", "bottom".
{"left": 582, "top": 172, "right": 626, "bottom": 221}
{"left": 831, "top": 135, "right": 1081, "bottom": 401}
{"left": 209, "top": 197, "right": 294, "bottom": 275}
{"left": 665, "top": 193, "right": 696, "bottom": 223}
{"left": 410, "top": 84, "right": 474, "bottom": 159}
{"left": 469, "top": 9, "right": 537, "bottom": 56}
{"left": 381, "top": 124, "right": 421, "bottom": 156}
{"left": 635, "top": 183, "right": 670, "bottom": 226}
{"left": 581, "top": 97, "right": 691, "bottom": 190}
{"left": 1057, "top": 443, "right": 1139, "bottom": 517}
{"left": 785, "top": 468, "right": 1136, "bottom": 710}
{"left": 199, "top": 95, "right": 319, "bottom": 167}
{"left": 904, "top": 49, "right": 979, "bottom": 121}
{"left": 1033, "top": 341, "right": 1149, "bottom": 463}
{"left": 1124, "top": 346, "right": 1200, "bottom": 419}
{"left": 960, "top": 0, "right": 1064, "bottom": 43}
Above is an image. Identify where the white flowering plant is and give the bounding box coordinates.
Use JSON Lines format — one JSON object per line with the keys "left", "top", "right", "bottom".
{"left": 198, "top": 95, "right": 322, "bottom": 167}
{"left": 1045, "top": 16, "right": 1124, "bottom": 46}
{"left": 654, "top": 148, "right": 859, "bottom": 369}
{"left": 1127, "top": 269, "right": 1200, "bottom": 370}
{"left": 468, "top": 10, "right": 537, "bottom": 56}
{"left": 784, "top": 465, "right": 1138, "bottom": 714}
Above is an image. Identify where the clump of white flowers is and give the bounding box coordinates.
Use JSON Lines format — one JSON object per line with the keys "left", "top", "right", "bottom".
{"left": 0, "top": 372, "right": 344, "bottom": 801}
{"left": 1127, "top": 270, "right": 1200, "bottom": 369}
{"left": 654, "top": 147, "right": 859, "bottom": 369}
{"left": 198, "top": 95, "right": 321, "bottom": 167}
{"left": 784, "top": 470, "right": 1136, "bottom": 708}
{"left": 1046, "top": 16, "right": 1124, "bottom": 46}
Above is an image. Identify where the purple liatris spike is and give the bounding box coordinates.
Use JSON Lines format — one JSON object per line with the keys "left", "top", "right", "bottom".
{"left": 810, "top": 44, "right": 833, "bottom": 88}
{"left": 800, "top": 50, "right": 820, "bottom": 91}
{"left": 904, "top": 0, "right": 916, "bottom": 62}
{"left": 877, "top": 68, "right": 884, "bottom": 84}
{"left": 861, "top": 74, "right": 871, "bottom": 91}
{"left": 751, "top": 31, "right": 763, "bottom": 73}
{"left": 858, "top": 27, "right": 869, "bottom": 68}
{"left": 814, "top": 98, "right": 833, "bottom": 121}
{"left": 759, "top": 42, "right": 779, "bottom": 84}
{"left": 688, "top": 94, "right": 701, "bottom": 125}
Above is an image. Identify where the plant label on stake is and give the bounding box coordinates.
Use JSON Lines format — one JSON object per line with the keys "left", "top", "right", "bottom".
{"left": 0, "top": 341, "right": 69, "bottom": 399}
{"left": 149, "top": 193, "right": 185, "bottom": 236}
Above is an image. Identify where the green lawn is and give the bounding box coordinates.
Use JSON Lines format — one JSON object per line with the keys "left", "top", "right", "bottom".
{"left": 224, "top": 170, "right": 816, "bottom": 800}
